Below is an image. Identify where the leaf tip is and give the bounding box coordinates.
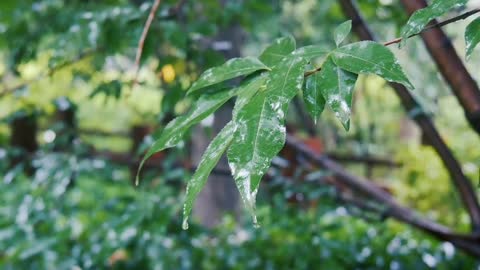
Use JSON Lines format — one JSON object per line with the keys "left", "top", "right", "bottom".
{"left": 334, "top": 20, "right": 353, "bottom": 47}
{"left": 182, "top": 217, "right": 189, "bottom": 230}
{"left": 406, "top": 80, "right": 415, "bottom": 91}
{"left": 252, "top": 215, "right": 260, "bottom": 229}
{"left": 342, "top": 119, "right": 350, "bottom": 131}
{"left": 134, "top": 175, "right": 140, "bottom": 186}
{"left": 465, "top": 52, "right": 472, "bottom": 62}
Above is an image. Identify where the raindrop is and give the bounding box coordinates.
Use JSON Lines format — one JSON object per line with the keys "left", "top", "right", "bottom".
{"left": 182, "top": 217, "right": 189, "bottom": 230}
{"left": 252, "top": 215, "right": 260, "bottom": 229}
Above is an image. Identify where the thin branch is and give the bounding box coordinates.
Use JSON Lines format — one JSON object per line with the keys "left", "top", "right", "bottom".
{"left": 325, "top": 153, "right": 402, "bottom": 167}
{"left": 132, "top": 0, "right": 163, "bottom": 87}
{"left": 0, "top": 49, "right": 97, "bottom": 98}
{"left": 383, "top": 8, "right": 480, "bottom": 46}
{"left": 303, "top": 8, "right": 480, "bottom": 77}
{"left": 304, "top": 66, "right": 322, "bottom": 77}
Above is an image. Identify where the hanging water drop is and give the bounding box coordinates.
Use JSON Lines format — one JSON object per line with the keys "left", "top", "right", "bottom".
{"left": 182, "top": 217, "right": 189, "bottom": 230}
{"left": 135, "top": 176, "right": 140, "bottom": 186}
{"left": 252, "top": 215, "right": 260, "bottom": 229}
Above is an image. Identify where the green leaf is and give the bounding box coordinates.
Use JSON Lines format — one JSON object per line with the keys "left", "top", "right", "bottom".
{"left": 332, "top": 41, "right": 414, "bottom": 90}
{"left": 292, "top": 45, "right": 330, "bottom": 60}
{"left": 187, "top": 57, "right": 269, "bottom": 95}
{"left": 400, "top": 0, "right": 468, "bottom": 47}
{"left": 334, "top": 20, "right": 352, "bottom": 47}
{"left": 182, "top": 121, "right": 235, "bottom": 230}
{"left": 259, "top": 36, "right": 296, "bottom": 67}
{"left": 465, "top": 17, "right": 480, "bottom": 60}
{"left": 136, "top": 88, "right": 237, "bottom": 184}
{"left": 316, "top": 57, "right": 358, "bottom": 130}
{"left": 228, "top": 56, "right": 307, "bottom": 223}
{"left": 304, "top": 66, "right": 326, "bottom": 123}
{"left": 232, "top": 75, "right": 269, "bottom": 118}
{"left": 181, "top": 76, "right": 268, "bottom": 229}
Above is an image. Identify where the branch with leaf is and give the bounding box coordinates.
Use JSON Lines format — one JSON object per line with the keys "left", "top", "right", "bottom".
{"left": 136, "top": 0, "right": 480, "bottom": 255}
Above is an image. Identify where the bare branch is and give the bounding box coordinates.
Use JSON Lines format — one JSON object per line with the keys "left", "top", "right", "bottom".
{"left": 132, "top": 0, "right": 163, "bottom": 88}
{"left": 383, "top": 8, "right": 480, "bottom": 46}
{"left": 304, "top": 8, "right": 480, "bottom": 78}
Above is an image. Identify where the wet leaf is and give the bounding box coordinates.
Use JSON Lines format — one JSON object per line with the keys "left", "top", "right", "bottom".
{"left": 228, "top": 56, "right": 307, "bottom": 222}
{"left": 315, "top": 57, "right": 358, "bottom": 130}
{"left": 187, "top": 57, "right": 269, "bottom": 95}
{"left": 182, "top": 121, "right": 235, "bottom": 230}
{"left": 334, "top": 20, "right": 352, "bottom": 47}
{"left": 465, "top": 17, "right": 480, "bottom": 60}
{"left": 259, "top": 36, "right": 296, "bottom": 67}
{"left": 304, "top": 66, "right": 326, "bottom": 122}
{"left": 292, "top": 45, "right": 330, "bottom": 60}
{"left": 136, "top": 88, "right": 237, "bottom": 184}
{"left": 232, "top": 75, "right": 269, "bottom": 118}
{"left": 400, "top": 0, "right": 468, "bottom": 47}
{"left": 332, "top": 41, "right": 414, "bottom": 90}
{"left": 181, "top": 77, "right": 268, "bottom": 229}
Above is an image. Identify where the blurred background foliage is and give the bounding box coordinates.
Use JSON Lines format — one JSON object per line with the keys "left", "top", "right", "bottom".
{"left": 1, "top": 0, "right": 480, "bottom": 268}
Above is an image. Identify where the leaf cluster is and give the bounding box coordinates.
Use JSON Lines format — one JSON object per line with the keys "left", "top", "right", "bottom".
{"left": 138, "top": 22, "right": 415, "bottom": 228}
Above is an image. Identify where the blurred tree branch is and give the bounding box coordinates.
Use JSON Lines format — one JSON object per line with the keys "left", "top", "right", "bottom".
{"left": 286, "top": 134, "right": 480, "bottom": 257}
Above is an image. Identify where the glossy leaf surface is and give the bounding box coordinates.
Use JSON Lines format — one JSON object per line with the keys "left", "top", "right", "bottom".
{"left": 304, "top": 67, "right": 326, "bottom": 122}
{"left": 400, "top": 0, "right": 468, "bottom": 46}
{"left": 465, "top": 17, "right": 480, "bottom": 60}
{"left": 259, "top": 36, "right": 296, "bottom": 67}
{"left": 334, "top": 20, "right": 352, "bottom": 46}
{"left": 187, "top": 57, "right": 269, "bottom": 95}
{"left": 232, "top": 75, "right": 269, "bottom": 118}
{"left": 332, "top": 41, "right": 413, "bottom": 90}
{"left": 292, "top": 45, "right": 330, "bottom": 60}
{"left": 182, "top": 121, "right": 235, "bottom": 230}
{"left": 228, "top": 56, "right": 307, "bottom": 221}
{"left": 316, "top": 57, "right": 358, "bottom": 130}
{"left": 136, "top": 88, "right": 238, "bottom": 184}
